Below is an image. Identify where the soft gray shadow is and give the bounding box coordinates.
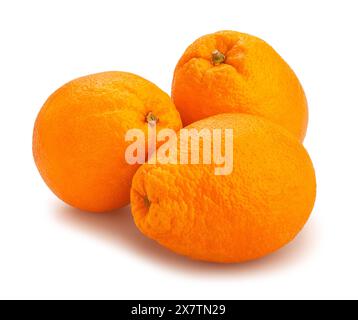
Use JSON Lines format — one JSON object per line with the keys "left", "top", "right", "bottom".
{"left": 53, "top": 202, "right": 319, "bottom": 276}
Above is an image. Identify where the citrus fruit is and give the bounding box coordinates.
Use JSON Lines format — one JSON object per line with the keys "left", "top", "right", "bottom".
{"left": 130, "top": 114, "right": 316, "bottom": 263}
{"left": 33, "top": 71, "right": 182, "bottom": 213}
{"left": 172, "top": 30, "right": 308, "bottom": 141}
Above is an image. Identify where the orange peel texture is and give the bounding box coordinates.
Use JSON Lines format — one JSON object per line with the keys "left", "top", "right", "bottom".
{"left": 130, "top": 114, "right": 316, "bottom": 263}
{"left": 33, "top": 72, "right": 182, "bottom": 213}
{"left": 172, "top": 30, "right": 308, "bottom": 141}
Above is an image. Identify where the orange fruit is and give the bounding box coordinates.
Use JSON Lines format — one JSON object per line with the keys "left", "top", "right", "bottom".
{"left": 130, "top": 114, "right": 316, "bottom": 263}
{"left": 33, "top": 72, "right": 182, "bottom": 213}
{"left": 172, "top": 30, "right": 308, "bottom": 141}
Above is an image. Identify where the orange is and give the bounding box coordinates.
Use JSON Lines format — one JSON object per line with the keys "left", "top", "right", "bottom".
{"left": 130, "top": 114, "right": 316, "bottom": 263}
{"left": 33, "top": 71, "right": 182, "bottom": 213}
{"left": 172, "top": 30, "right": 308, "bottom": 141}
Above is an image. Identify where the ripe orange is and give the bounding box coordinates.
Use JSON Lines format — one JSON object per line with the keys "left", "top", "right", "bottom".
{"left": 33, "top": 72, "right": 182, "bottom": 213}
{"left": 130, "top": 114, "right": 316, "bottom": 263}
{"left": 172, "top": 30, "right": 308, "bottom": 141}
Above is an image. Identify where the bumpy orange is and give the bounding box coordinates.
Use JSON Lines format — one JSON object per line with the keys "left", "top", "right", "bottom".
{"left": 131, "top": 114, "right": 316, "bottom": 263}
{"left": 33, "top": 72, "right": 182, "bottom": 213}
{"left": 172, "top": 30, "right": 308, "bottom": 141}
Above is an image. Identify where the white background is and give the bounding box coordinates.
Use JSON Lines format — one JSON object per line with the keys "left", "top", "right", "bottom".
{"left": 0, "top": 0, "right": 357, "bottom": 300}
